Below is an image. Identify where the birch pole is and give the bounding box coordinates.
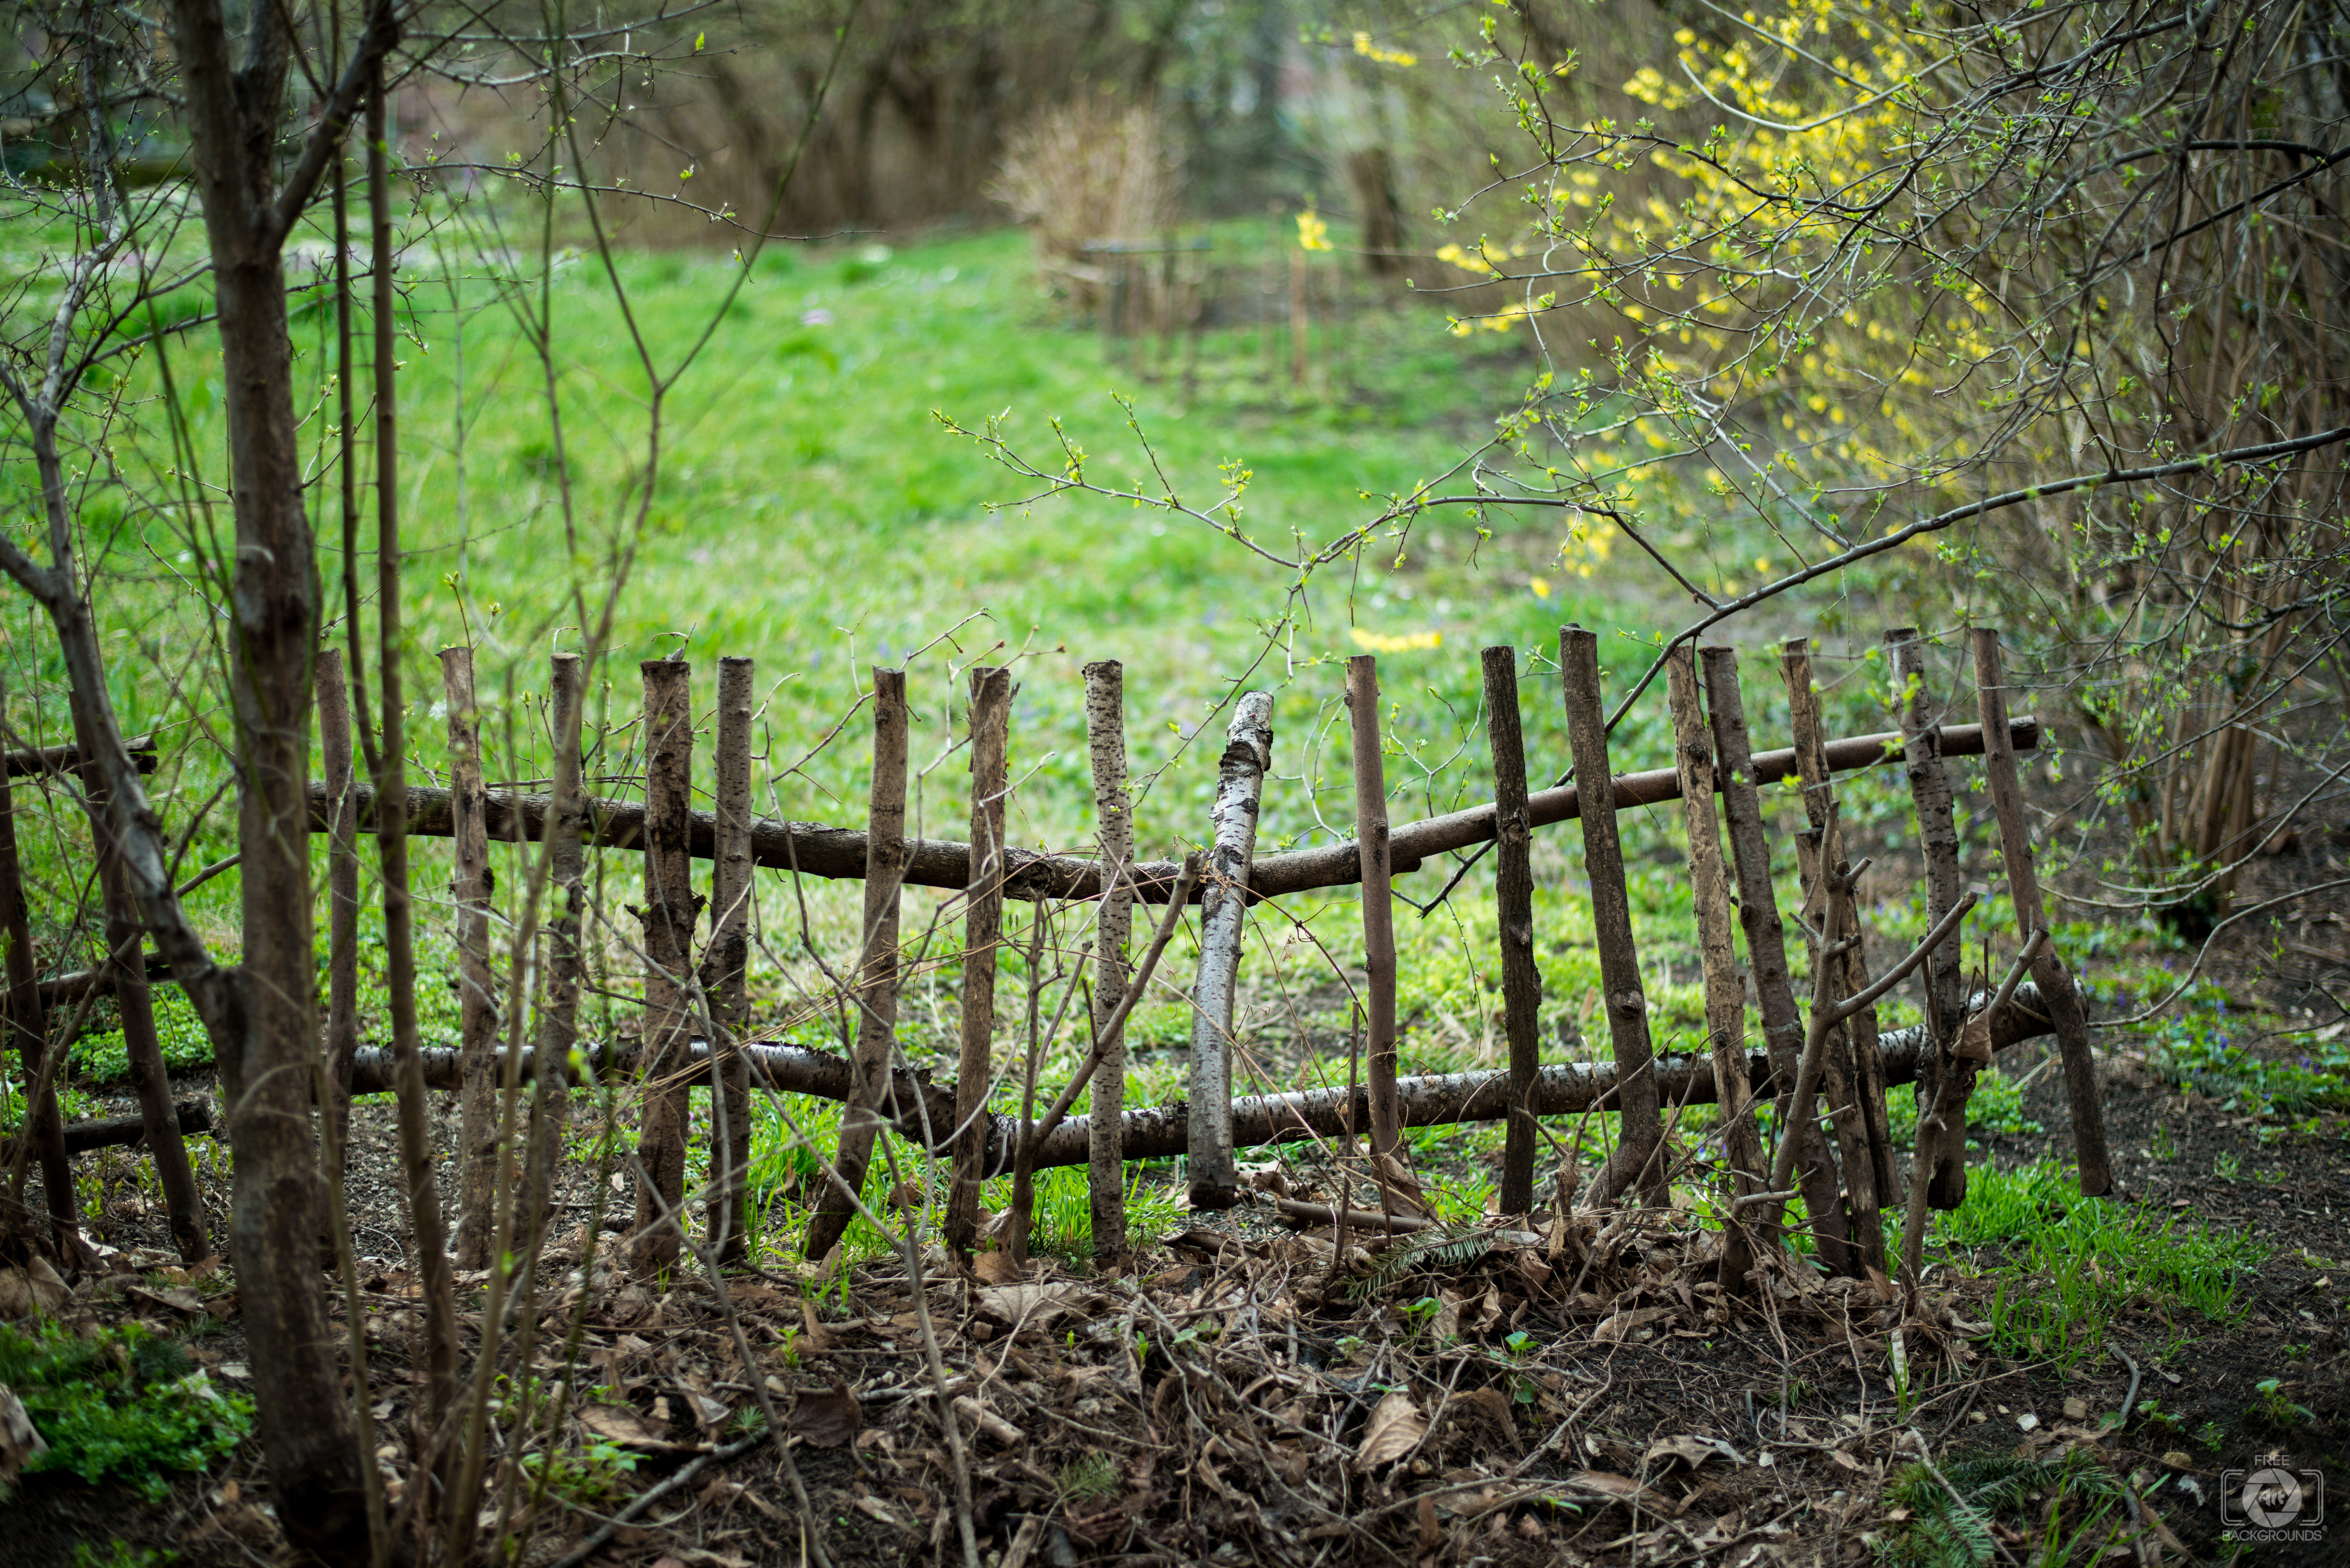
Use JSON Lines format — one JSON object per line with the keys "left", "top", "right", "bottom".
{"left": 1971, "top": 628, "right": 2110, "bottom": 1195}
{"left": 1083, "top": 660, "right": 1134, "bottom": 1263}
{"left": 807, "top": 668, "right": 910, "bottom": 1261}
{"left": 1480, "top": 646, "right": 1543, "bottom": 1217}
{"left": 1664, "top": 648, "right": 1765, "bottom": 1288}
{"left": 443, "top": 646, "right": 499, "bottom": 1270}
{"left": 316, "top": 649, "right": 361, "bottom": 1191}
{"left": 1888, "top": 629, "right": 1974, "bottom": 1213}
{"left": 949, "top": 666, "right": 1012, "bottom": 1260}
{"left": 1187, "top": 690, "right": 1273, "bottom": 1210}
{"left": 1701, "top": 646, "right": 1842, "bottom": 1255}
{"left": 630, "top": 659, "right": 696, "bottom": 1275}
{"left": 524, "top": 652, "right": 586, "bottom": 1236}
{"left": 1346, "top": 657, "right": 1404, "bottom": 1172}
{"left": 1558, "top": 628, "right": 1666, "bottom": 1208}
{"left": 703, "top": 656, "right": 756, "bottom": 1265}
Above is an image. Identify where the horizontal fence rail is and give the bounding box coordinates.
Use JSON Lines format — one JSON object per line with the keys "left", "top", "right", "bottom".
{"left": 299, "top": 717, "right": 2040, "bottom": 905}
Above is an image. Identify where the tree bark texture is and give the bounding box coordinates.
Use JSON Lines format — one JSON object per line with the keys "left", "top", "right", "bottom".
{"left": 1971, "top": 629, "right": 2110, "bottom": 1195}
{"left": 1188, "top": 691, "right": 1273, "bottom": 1209}
{"left": 1558, "top": 628, "right": 1665, "bottom": 1207}
{"left": 1346, "top": 658, "right": 1402, "bottom": 1166}
{"left": 949, "top": 666, "right": 1011, "bottom": 1259}
{"left": 630, "top": 660, "right": 697, "bottom": 1275}
{"left": 526, "top": 653, "right": 586, "bottom": 1236}
{"left": 1664, "top": 649, "right": 1764, "bottom": 1288}
{"left": 806, "top": 667, "right": 909, "bottom": 1261}
{"left": 0, "top": 725, "right": 75, "bottom": 1256}
{"left": 1700, "top": 646, "right": 1842, "bottom": 1261}
{"left": 703, "top": 656, "right": 756, "bottom": 1264}
{"left": 316, "top": 649, "right": 360, "bottom": 1191}
{"left": 1888, "top": 629, "right": 1973, "bottom": 1212}
{"left": 1480, "top": 646, "right": 1543, "bottom": 1217}
{"left": 1081, "top": 661, "right": 1132, "bottom": 1262}
{"left": 442, "top": 646, "right": 500, "bottom": 1270}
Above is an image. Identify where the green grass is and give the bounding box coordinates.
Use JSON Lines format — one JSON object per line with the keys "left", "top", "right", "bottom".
{"left": 0, "top": 1319, "right": 253, "bottom": 1502}
{"left": 1882, "top": 1451, "right": 2129, "bottom": 1568}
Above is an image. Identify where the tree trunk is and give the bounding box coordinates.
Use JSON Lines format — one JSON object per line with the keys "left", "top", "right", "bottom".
{"left": 1082, "top": 660, "right": 1133, "bottom": 1264}
{"left": 703, "top": 656, "right": 756, "bottom": 1265}
{"left": 443, "top": 645, "right": 499, "bottom": 1270}
{"left": 1888, "top": 629, "right": 1973, "bottom": 1213}
{"left": 805, "top": 667, "right": 909, "bottom": 1262}
{"left": 1558, "top": 628, "right": 1664, "bottom": 1207}
{"left": 1480, "top": 646, "right": 1543, "bottom": 1218}
{"left": 631, "top": 660, "right": 696, "bottom": 1275}
{"left": 1188, "top": 691, "right": 1273, "bottom": 1209}
{"left": 949, "top": 667, "right": 1011, "bottom": 1260}
{"left": 0, "top": 713, "right": 77, "bottom": 1259}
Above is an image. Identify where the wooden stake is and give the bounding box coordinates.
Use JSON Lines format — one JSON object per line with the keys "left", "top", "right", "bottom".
{"left": 525, "top": 652, "right": 585, "bottom": 1237}
{"left": 1664, "top": 648, "right": 1765, "bottom": 1288}
{"left": 1887, "top": 629, "right": 1974, "bottom": 1213}
{"left": 1971, "top": 629, "right": 2110, "bottom": 1195}
{"left": 1700, "top": 646, "right": 1842, "bottom": 1256}
{"left": 0, "top": 691, "right": 75, "bottom": 1258}
{"left": 948, "top": 666, "right": 1012, "bottom": 1260}
{"left": 703, "top": 655, "right": 756, "bottom": 1265}
{"left": 317, "top": 650, "right": 361, "bottom": 1193}
{"left": 1346, "top": 657, "right": 1403, "bottom": 1172}
{"left": 1481, "top": 646, "right": 1543, "bottom": 1217}
{"left": 1557, "top": 627, "right": 1665, "bottom": 1208}
{"left": 806, "top": 668, "right": 909, "bottom": 1261}
{"left": 443, "top": 645, "right": 500, "bottom": 1270}
{"left": 1188, "top": 690, "right": 1273, "bottom": 1209}
{"left": 630, "top": 659, "right": 696, "bottom": 1275}
{"left": 1082, "top": 660, "right": 1133, "bottom": 1263}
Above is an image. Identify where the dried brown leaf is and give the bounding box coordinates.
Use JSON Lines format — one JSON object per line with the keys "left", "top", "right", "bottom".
{"left": 792, "top": 1383, "right": 862, "bottom": 1448}
{"left": 1353, "top": 1390, "right": 1426, "bottom": 1471}
{"left": 0, "top": 1385, "right": 48, "bottom": 1484}
{"left": 578, "top": 1402, "right": 678, "bottom": 1450}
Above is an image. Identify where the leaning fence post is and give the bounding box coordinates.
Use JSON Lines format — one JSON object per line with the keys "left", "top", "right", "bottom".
{"left": 629, "top": 658, "right": 696, "bottom": 1275}
{"left": 1665, "top": 647, "right": 1766, "bottom": 1288}
{"left": 1346, "top": 657, "right": 1405, "bottom": 1182}
{"left": 1558, "top": 627, "right": 1666, "bottom": 1208}
{"left": 317, "top": 649, "right": 362, "bottom": 1194}
{"left": 524, "top": 651, "right": 586, "bottom": 1237}
{"left": 1188, "top": 690, "right": 1273, "bottom": 1210}
{"left": 1082, "top": 660, "right": 1134, "bottom": 1263}
{"left": 1971, "top": 629, "right": 2110, "bottom": 1195}
{"left": 0, "top": 689, "right": 75, "bottom": 1258}
{"left": 1480, "top": 645, "right": 1543, "bottom": 1217}
{"left": 1700, "top": 645, "right": 1843, "bottom": 1260}
{"left": 442, "top": 645, "right": 500, "bottom": 1270}
{"left": 806, "top": 668, "right": 911, "bottom": 1261}
{"left": 703, "top": 655, "right": 756, "bottom": 1265}
{"left": 949, "top": 666, "right": 1012, "bottom": 1261}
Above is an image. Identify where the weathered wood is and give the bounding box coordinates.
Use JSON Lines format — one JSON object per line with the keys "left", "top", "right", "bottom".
{"left": 301, "top": 720, "right": 2043, "bottom": 904}
{"left": 805, "top": 667, "right": 910, "bottom": 1261}
{"left": 1701, "top": 646, "right": 1841, "bottom": 1257}
{"left": 442, "top": 645, "right": 499, "bottom": 1271}
{"left": 630, "top": 660, "right": 697, "bottom": 1275}
{"left": 1347, "top": 657, "right": 1403, "bottom": 1169}
{"left": 1481, "top": 645, "right": 1543, "bottom": 1217}
{"left": 2, "top": 735, "right": 155, "bottom": 779}
{"left": 949, "top": 666, "right": 1012, "bottom": 1260}
{"left": 1889, "top": 629, "right": 1974, "bottom": 1212}
{"left": 1081, "top": 660, "right": 1134, "bottom": 1262}
{"left": 525, "top": 652, "right": 585, "bottom": 1237}
{"left": 1972, "top": 629, "right": 2111, "bottom": 1196}
{"left": 1189, "top": 691, "right": 1273, "bottom": 1209}
{"left": 1665, "top": 648, "right": 1765, "bottom": 1288}
{"left": 353, "top": 982, "right": 2073, "bottom": 1171}
{"left": 0, "top": 688, "right": 75, "bottom": 1257}
{"left": 1, "top": 1098, "right": 212, "bottom": 1162}
{"left": 1559, "top": 627, "right": 1665, "bottom": 1208}
{"left": 703, "top": 655, "right": 756, "bottom": 1265}
{"left": 316, "top": 649, "right": 361, "bottom": 1192}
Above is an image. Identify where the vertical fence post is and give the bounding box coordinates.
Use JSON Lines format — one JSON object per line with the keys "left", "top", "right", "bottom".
{"left": 1187, "top": 690, "right": 1272, "bottom": 1210}
{"left": 703, "top": 655, "right": 756, "bottom": 1265}
{"left": 1701, "top": 645, "right": 1843, "bottom": 1257}
{"left": 949, "top": 666, "right": 1012, "bottom": 1261}
{"left": 442, "top": 645, "right": 499, "bottom": 1269}
{"left": 1082, "top": 660, "right": 1133, "bottom": 1263}
{"left": 630, "top": 659, "right": 696, "bottom": 1275}
{"left": 1664, "top": 647, "right": 1766, "bottom": 1287}
{"left": 806, "top": 668, "right": 910, "bottom": 1262}
{"left": 1346, "top": 657, "right": 1405, "bottom": 1183}
{"left": 1480, "top": 645, "right": 1543, "bottom": 1217}
{"left": 1558, "top": 627, "right": 1666, "bottom": 1208}
{"left": 317, "top": 649, "right": 361, "bottom": 1193}
{"left": 0, "top": 687, "right": 75, "bottom": 1258}
{"left": 1888, "top": 629, "right": 1975, "bottom": 1214}
{"left": 525, "top": 651, "right": 585, "bottom": 1237}
{"left": 1971, "top": 629, "right": 2110, "bottom": 1195}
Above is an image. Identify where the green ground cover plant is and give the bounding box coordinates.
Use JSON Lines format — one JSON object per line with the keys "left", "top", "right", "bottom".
{"left": 0, "top": 1319, "right": 253, "bottom": 1501}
